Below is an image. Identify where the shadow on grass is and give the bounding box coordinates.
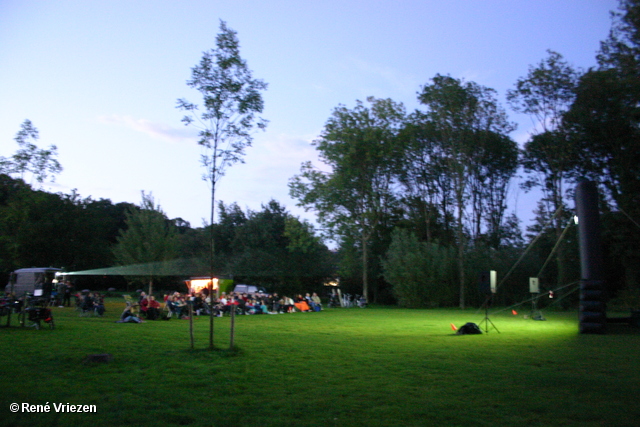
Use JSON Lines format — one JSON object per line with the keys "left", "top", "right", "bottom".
{"left": 178, "top": 345, "right": 244, "bottom": 358}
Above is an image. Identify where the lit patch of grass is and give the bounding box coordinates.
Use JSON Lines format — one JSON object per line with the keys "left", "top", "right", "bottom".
{"left": 0, "top": 300, "right": 639, "bottom": 426}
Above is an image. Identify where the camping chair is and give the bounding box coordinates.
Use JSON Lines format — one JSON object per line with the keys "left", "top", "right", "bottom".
{"left": 79, "top": 295, "right": 98, "bottom": 317}
{"left": 122, "top": 295, "right": 140, "bottom": 316}
{"left": 162, "top": 297, "right": 177, "bottom": 319}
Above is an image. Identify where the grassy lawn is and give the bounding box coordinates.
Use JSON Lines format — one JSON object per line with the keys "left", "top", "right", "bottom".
{"left": 1, "top": 299, "right": 639, "bottom": 426}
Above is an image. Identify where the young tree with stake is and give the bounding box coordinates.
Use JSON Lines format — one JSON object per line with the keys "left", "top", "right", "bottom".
{"left": 177, "top": 20, "right": 267, "bottom": 349}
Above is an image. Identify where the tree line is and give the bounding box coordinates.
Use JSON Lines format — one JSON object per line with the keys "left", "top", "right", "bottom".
{"left": 290, "top": 0, "right": 640, "bottom": 308}
{"left": 0, "top": 175, "right": 335, "bottom": 296}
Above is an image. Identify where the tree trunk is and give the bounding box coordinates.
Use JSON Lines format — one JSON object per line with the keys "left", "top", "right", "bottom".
{"left": 230, "top": 302, "right": 236, "bottom": 350}
{"left": 209, "top": 178, "right": 216, "bottom": 350}
{"left": 362, "top": 232, "right": 369, "bottom": 302}
{"left": 457, "top": 200, "right": 466, "bottom": 309}
{"left": 455, "top": 168, "right": 467, "bottom": 310}
{"left": 189, "top": 299, "right": 194, "bottom": 350}
{"left": 208, "top": 281, "right": 215, "bottom": 348}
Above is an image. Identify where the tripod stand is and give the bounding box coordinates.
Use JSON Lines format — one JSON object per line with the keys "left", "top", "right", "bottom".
{"left": 530, "top": 293, "right": 545, "bottom": 320}
{"left": 479, "top": 295, "right": 500, "bottom": 333}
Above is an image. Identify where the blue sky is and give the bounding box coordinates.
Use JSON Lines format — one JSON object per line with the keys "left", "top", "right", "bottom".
{"left": 0, "top": 0, "right": 619, "bottom": 232}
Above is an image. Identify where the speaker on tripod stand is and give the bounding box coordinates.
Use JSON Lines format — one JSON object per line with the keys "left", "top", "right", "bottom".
{"left": 478, "top": 270, "right": 500, "bottom": 333}
{"left": 529, "top": 277, "right": 545, "bottom": 320}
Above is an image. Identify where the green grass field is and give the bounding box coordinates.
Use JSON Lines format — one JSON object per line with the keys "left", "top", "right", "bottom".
{"left": 1, "top": 299, "right": 639, "bottom": 427}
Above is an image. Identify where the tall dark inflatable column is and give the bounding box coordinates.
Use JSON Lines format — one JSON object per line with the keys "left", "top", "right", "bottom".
{"left": 575, "top": 180, "right": 606, "bottom": 334}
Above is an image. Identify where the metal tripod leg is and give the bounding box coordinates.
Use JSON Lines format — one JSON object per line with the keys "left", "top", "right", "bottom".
{"left": 479, "top": 296, "right": 500, "bottom": 333}
{"left": 479, "top": 314, "right": 500, "bottom": 333}
{"left": 530, "top": 293, "right": 545, "bottom": 320}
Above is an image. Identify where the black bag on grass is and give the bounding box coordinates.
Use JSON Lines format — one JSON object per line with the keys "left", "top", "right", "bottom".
{"left": 457, "top": 322, "right": 482, "bottom": 335}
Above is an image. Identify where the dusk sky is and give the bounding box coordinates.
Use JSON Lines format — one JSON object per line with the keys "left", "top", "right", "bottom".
{"left": 0, "top": 0, "right": 619, "bottom": 233}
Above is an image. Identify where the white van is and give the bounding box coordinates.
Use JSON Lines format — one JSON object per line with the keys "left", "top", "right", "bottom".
{"left": 232, "top": 284, "right": 267, "bottom": 295}
{"left": 5, "top": 267, "right": 62, "bottom": 298}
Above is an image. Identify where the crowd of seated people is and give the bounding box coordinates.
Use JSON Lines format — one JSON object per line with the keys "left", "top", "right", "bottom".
{"left": 209, "top": 291, "right": 323, "bottom": 316}
{"left": 76, "top": 292, "right": 105, "bottom": 316}
{"left": 131, "top": 290, "right": 325, "bottom": 319}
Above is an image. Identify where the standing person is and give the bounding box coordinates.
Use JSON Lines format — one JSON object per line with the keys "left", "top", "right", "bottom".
{"left": 55, "top": 281, "right": 65, "bottom": 307}
{"left": 63, "top": 281, "right": 73, "bottom": 307}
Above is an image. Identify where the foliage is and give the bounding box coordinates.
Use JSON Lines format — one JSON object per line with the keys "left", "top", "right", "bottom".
{"left": 508, "top": 50, "right": 581, "bottom": 291}
{"left": 563, "top": 0, "right": 640, "bottom": 292}
{"left": 0, "top": 175, "right": 132, "bottom": 277}
{"left": 0, "top": 119, "right": 62, "bottom": 184}
{"left": 417, "top": 74, "right": 515, "bottom": 308}
{"left": 112, "top": 192, "right": 179, "bottom": 291}
{"left": 383, "top": 228, "right": 455, "bottom": 307}
{"left": 507, "top": 50, "right": 580, "bottom": 134}
{"left": 214, "top": 200, "right": 335, "bottom": 296}
{"left": 290, "top": 97, "right": 405, "bottom": 300}
{"left": 507, "top": 50, "right": 579, "bottom": 200}
{"left": 177, "top": 20, "right": 267, "bottom": 226}
{"left": 565, "top": 0, "right": 640, "bottom": 213}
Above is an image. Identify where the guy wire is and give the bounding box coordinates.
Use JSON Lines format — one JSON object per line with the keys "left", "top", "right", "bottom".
{"left": 535, "top": 216, "right": 576, "bottom": 279}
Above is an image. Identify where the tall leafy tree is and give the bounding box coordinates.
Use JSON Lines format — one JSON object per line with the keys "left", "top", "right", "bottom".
{"left": 507, "top": 50, "right": 580, "bottom": 289}
{"left": 177, "top": 20, "right": 267, "bottom": 348}
{"left": 468, "top": 131, "right": 519, "bottom": 248}
{"left": 290, "top": 97, "right": 405, "bottom": 301}
{"left": 176, "top": 20, "right": 267, "bottom": 273}
{"left": 565, "top": 0, "right": 640, "bottom": 291}
{"left": 567, "top": 0, "right": 640, "bottom": 210}
{"left": 397, "top": 113, "right": 455, "bottom": 244}
{"left": 1, "top": 120, "right": 62, "bottom": 185}
{"left": 400, "top": 113, "right": 517, "bottom": 249}
{"left": 418, "top": 75, "right": 515, "bottom": 308}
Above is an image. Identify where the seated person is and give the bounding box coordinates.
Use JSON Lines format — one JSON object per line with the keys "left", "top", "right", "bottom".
{"left": 235, "top": 295, "right": 248, "bottom": 315}
{"left": 282, "top": 296, "right": 295, "bottom": 313}
{"left": 224, "top": 296, "right": 240, "bottom": 315}
{"left": 294, "top": 294, "right": 311, "bottom": 312}
{"left": 193, "top": 292, "right": 207, "bottom": 316}
{"left": 269, "top": 293, "right": 281, "bottom": 313}
{"left": 146, "top": 296, "right": 161, "bottom": 320}
{"left": 119, "top": 305, "right": 142, "bottom": 323}
{"left": 93, "top": 293, "right": 106, "bottom": 316}
{"left": 310, "top": 292, "right": 322, "bottom": 311}
{"left": 139, "top": 295, "right": 149, "bottom": 316}
{"left": 165, "top": 295, "right": 179, "bottom": 318}
{"left": 173, "top": 294, "right": 187, "bottom": 318}
{"left": 82, "top": 293, "right": 95, "bottom": 313}
{"left": 259, "top": 298, "right": 270, "bottom": 314}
